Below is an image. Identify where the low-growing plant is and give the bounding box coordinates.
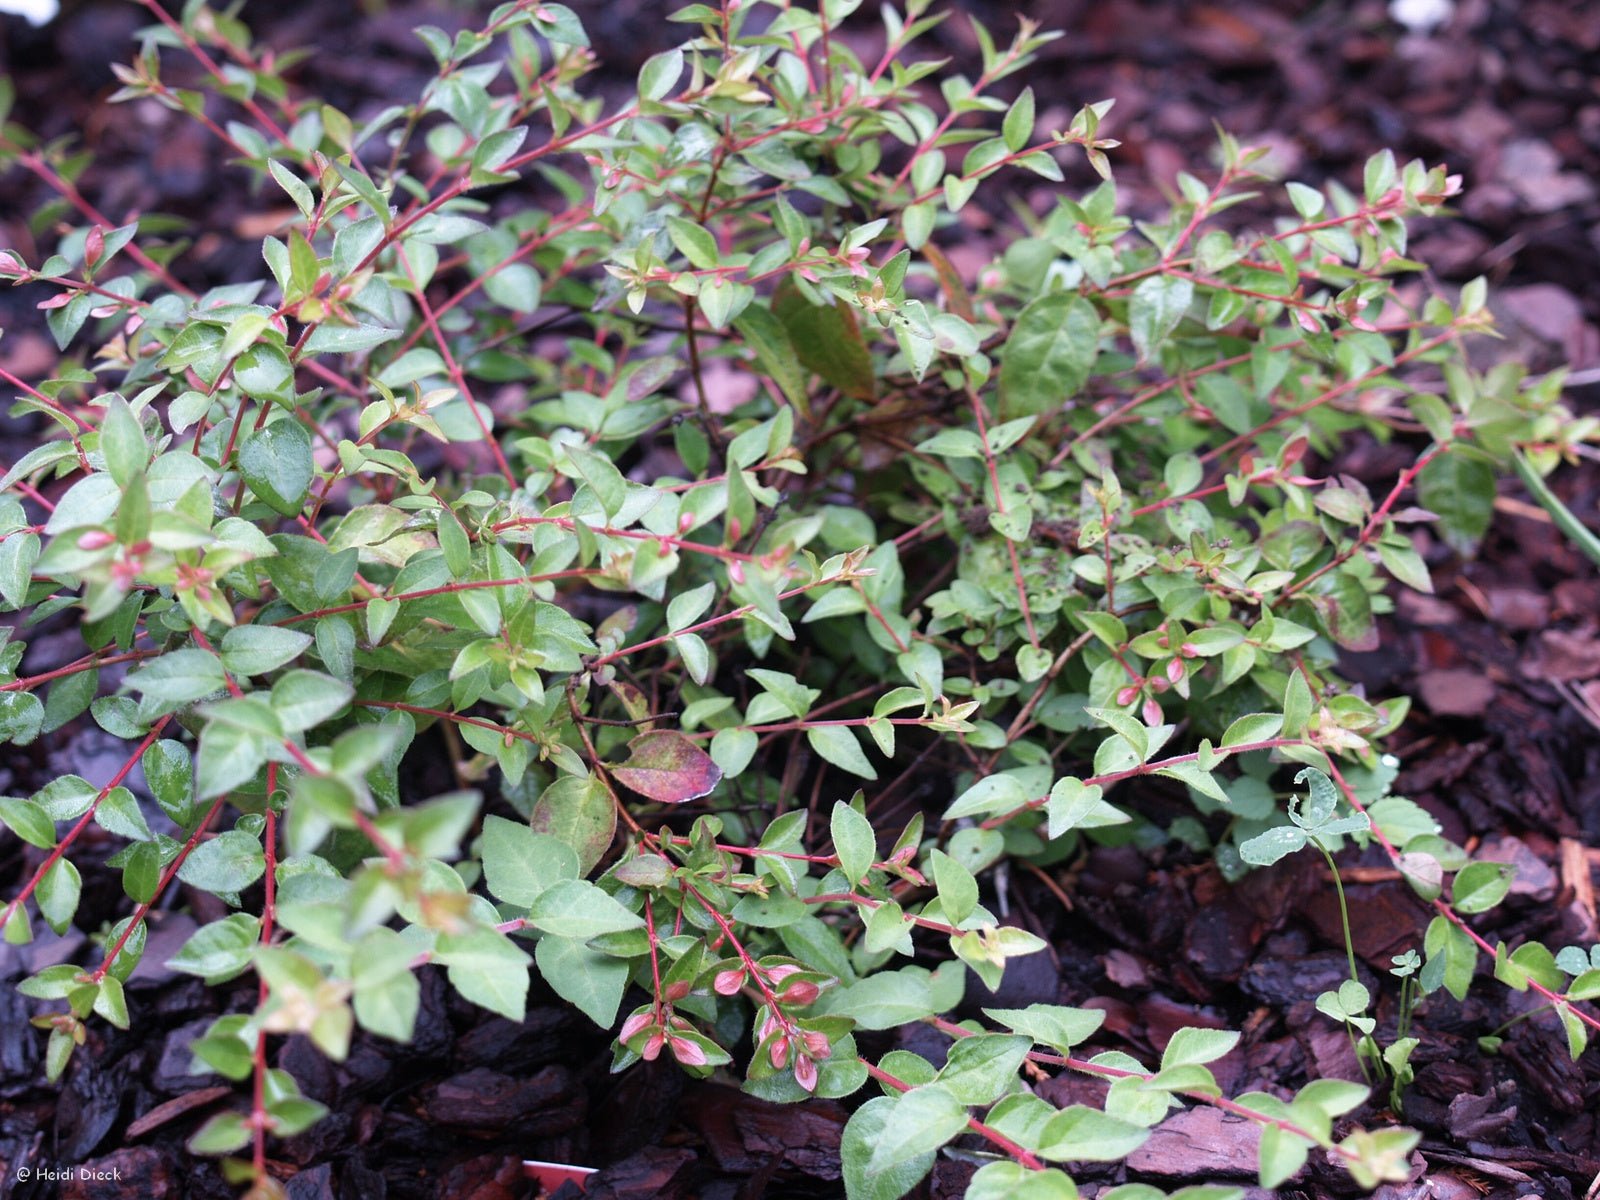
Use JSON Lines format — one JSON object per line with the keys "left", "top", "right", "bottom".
{"left": 1, "top": 1, "right": 1597, "bottom": 1196}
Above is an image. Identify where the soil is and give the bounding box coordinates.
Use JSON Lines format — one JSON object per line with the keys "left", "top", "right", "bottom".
{"left": 1, "top": 0, "right": 1598, "bottom": 1197}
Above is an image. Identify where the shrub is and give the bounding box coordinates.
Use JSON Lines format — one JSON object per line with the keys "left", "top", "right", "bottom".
{"left": 0, "top": 1, "right": 1596, "bottom": 1195}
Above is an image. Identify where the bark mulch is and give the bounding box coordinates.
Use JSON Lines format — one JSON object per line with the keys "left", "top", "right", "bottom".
{"left": 1, "top": 0, "right": 1597, "bottom": 1196}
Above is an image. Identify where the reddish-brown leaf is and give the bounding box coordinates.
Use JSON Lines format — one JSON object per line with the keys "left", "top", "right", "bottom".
{"left": 610, "top": 730, "right": 722, "bottom": 804}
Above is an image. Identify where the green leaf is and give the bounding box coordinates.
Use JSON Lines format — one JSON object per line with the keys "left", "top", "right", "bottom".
{"left": 563, "top": 443, "right": 626, "bottom": 519}
{"left": 1046, "top": 777, "right": 1120, "bottom": 838}
{"left": 1308, "top": 571, "right": 1378, "bottom": 651}
{"left": 1002, "top": 86, "right": 1036, "bottom": 153}
{"left": 178, "top": 829, "right": 266, "bottom": 895}
{"left": 168, "top": 913, "right": 260, "bottom": 982}
{"left": 1238, "top": 825, "right": 1307, "bottom": 866}
{"left": 0, "top": 692, "right": 43, "bottom": 745}
{"left": 483, "top": 263, "right": 541, "bottom": 313}
{"left": 1036, "top": 1106, "right": 1150, "bottom": 1162}
{"left": 1160, "top": 1027, "right": 1240, "bottom": 1069}
{"left": 928, "top": 848, "right": 978, "bottom": 924}
{"left": 984, "top": 1004, "right": 1106, "bottom": 1054}
{"left": 95, "top": 786, "right": 151, "bottom": 841}
{"left": 234, "top": 341, "right": 296, "bottom": 406}
{"left": 1129, "top": 275, "right": 1194, "bottom": 363}
{"left": 268, "top": 159, "right": 315, "bottom": 216}
{"left": 42, "top": 665, "right": 97, "bottom": 734}
{"left": 841, "top": 1096, "right": 937, "bottom": 1200}
{"left": 1452, "top": 861, "right": 1514, "bottom": 914}
{"left": 481, "top": 815, "right": 579, "bottom": 907}
{"left": 239, "top": 419, "right": 314, "bottom": 518}
{"left": 937, "top": 1033, "right": 1030, "bottom": 1105}
{"left": 303, "top": 323, "right": 400, "bottom": 355}
{"left": 638, "top": 46, "right": 684, "bottom": 101}
{"left": 437, "top": 928, "right": 531, "bottom": 1021}
{"left": 142, "top": 742, "right": 193, "bottom": 825}
{"left": 220, "top": 625, "right": 312, "bottom": 676}
{"left": 823, "top": 968, "right": 941, "bottom": 1030}
{"left": 1258, "top": 1122, "right": 1310, "bottom": 1188}
{"left": 196, "top": 716, "right": 266, "bottom": 801}
{"left": 732, "top": 305, "right": 809, "bottom": 413}
{"left": 1221, "top": 712, "right": 1283, "bottom": 749}
{"left": 710, "top": 727, "right": 758, "bottom": 778}
{"left": 999, "top": 293, "right": 1099, "bottom": 418}
{"left": 535, "top": 935, "right": 629, "bottom": 1026}
{"left": 1282, "top": 670, "right": 1313, "bottom": 738}
{"left": 944, "top": 774, "right": 1029, "bottom": 822}
{"left": 94, "top": 974, "right": 130, "bottom": 1029}
{"left": 968, "top": 1163, "right": 1079, "bottom": 1200}
{"left": 271, "top": 669, "right": 354, "bottom": 732}
{"left": 349, "top": 927, "right": 420, "bottom": 1041}
{"left": 0, "top": 796, "right": 55, "bottom": 848}
{"left": 0, "top": 530, "right": 39, "bottom": 609}
{"left": 99, "top": 396, "right": 147, "bottom": 489}
{"left": 530, "top": 774, "right": 616, "bottom": 875}
{"left": 36, "top": 856, "right": 80, "bottom": 934}
{"left": 1424, "top": 914, "right": 1477, "bottom": 1002}
{"left": 1417, "top": 452, "right": 1495, "bottom": 555}
{"left": 127, "top": 649, "right": 227, "bottom": 704}
{"left": 666, "top": 581, "right": 715, "bottom": 632}
{"left": 902, "top": 202, "right": 937, "bottom": 251}
{"left": 865, "top": 1083, "right": 971, "bottom": 1175}
{"left": 189, "top": 1112, "right": 252, "bottom": 1156}
{"left": 773, "top": 280, "right": 875, "bottom": 402}
{"left": 527, "top": 878, "right": 644, "bottom": 938}
{"left": 121, "top": 841, "right": 162, "bottom": 904}
{"left": 666, "top": 216, "right": 719, "bottom": 270}
{"left": 831, "top": 799, "right": 877, "bottom": 886}
{"left": 808, "top": 725, "right": 877, "bottom": 780}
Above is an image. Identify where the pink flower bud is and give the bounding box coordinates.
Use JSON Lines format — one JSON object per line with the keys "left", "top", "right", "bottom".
{"left": 84, "top": 226, "right": 104, "bottom": 268}
{"left": 765, "top": 963, "right": 801, "bottom": 984}
{"left": 670, "top": 1036, "right": 708, "bottom": 1067}
{"left": 641, "top": 1031, "right": 665, "bottom": 1061}
{"left": 769, "top": 1035, "right": 790, "bottom": 1069}
{"left": 802, "top": 1030, "right": 832, "bottom": 1059}
{"left": 1165, "top": 658, "right": 1185, "bottom": 684}
{"left": 794, "top": 1054, "right": 818, "bottom": 1092}
{"left": 728, "top": 560, "right": 745, "bottom": 584}
{"left": 619, "top": 1011, "right": 653, "bottom": 1043}
{"left": 1142, "top": 697, "right": 1163, "bottom": 726}
{"left": 664, "top": 979, "right": 690, "bottom": 1002}
{"left": 1116, "top": 685, "right": 1141, "bottom": 707}
{"left": 778, "top": 979, "right": 820, "bottom": 1007}
{"left": 713, "top": 968, "right": 745, "bottom": 996}
{"left": 76, "top": 530, "right": 116, "bottom": 551}
{"left": 1179, "top": 643, "right": 1199, "bottom": 658}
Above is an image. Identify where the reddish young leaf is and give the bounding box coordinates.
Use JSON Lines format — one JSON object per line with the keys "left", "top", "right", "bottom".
{"left": 610, "top": 730, "right": 722, "bottom": 804}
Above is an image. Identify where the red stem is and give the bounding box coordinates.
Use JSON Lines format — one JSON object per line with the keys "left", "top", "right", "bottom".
{"left": 0, "top": 720, "right": 171, "bottom": 935}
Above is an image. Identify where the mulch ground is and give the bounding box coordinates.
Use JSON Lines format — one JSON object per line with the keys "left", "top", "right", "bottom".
{"left": 1, "top": 0, "right": 1598, "bottom": 1197}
